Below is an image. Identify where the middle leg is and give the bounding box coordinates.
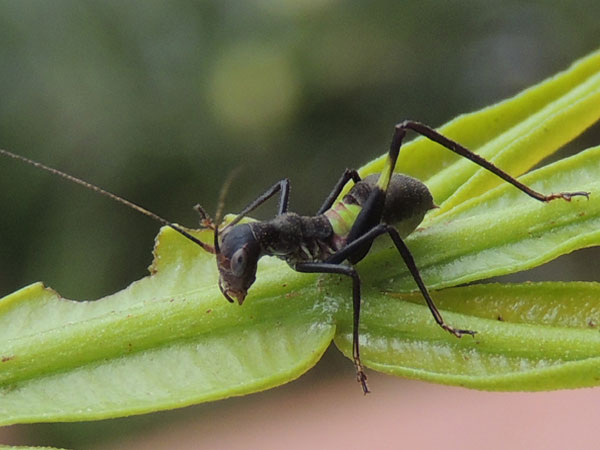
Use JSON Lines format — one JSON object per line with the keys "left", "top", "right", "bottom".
{"left": 326, "top": 223, "right": 475, "bottom": 337}
{"left": 294, "top": 261, "right": 370, "bottom": 394}
{"left": 316, "top": 168, "right": 361, "bottom": 214}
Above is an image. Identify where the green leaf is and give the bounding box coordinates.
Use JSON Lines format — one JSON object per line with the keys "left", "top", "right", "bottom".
{"left": 334, "top": 283, "right": 600, "bottom": 390}
{"left": 427, "top": 63, "right": 600, "bottom": 211}
{"left": 0, "top": 230, "right": 333, "bottom": 424}
{"left": 1, "top": 49, "right": 600, "bottom": 425}
{"left": 357, "top": 47, "right": 600, "bottom": 205}
{"left": 334, "top": 145, "right": 600, "bottom": 390}
{"left": 362, "top": 144, "right": 600, "bottom": 291}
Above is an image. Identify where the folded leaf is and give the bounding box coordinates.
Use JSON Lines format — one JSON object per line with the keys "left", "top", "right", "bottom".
{"left": 363, "top": 145, "right": 600, "bottom": 291}
{"left": 429, "top": 70, "right": 600, "bottom": 210}
{"left": 0, "top": 231, "right": 333, "bottom": 425}
{"left": 356, "top": 48, "right": 600, "bottom": 193}
{"left": 334, "top": 282, "right": 600, "bottom": 390}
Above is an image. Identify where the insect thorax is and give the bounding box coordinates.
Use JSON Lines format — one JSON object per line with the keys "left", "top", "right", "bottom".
{"left": 250, "top": 213, "right": 336, "bottom": 264}
{"left": 248, "top": 173, "right": 434, "bottom": 266}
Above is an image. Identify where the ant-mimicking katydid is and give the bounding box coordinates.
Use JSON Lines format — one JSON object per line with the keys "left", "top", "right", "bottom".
{"left": 0, "top": 121, "right": 589, "bottom": 394}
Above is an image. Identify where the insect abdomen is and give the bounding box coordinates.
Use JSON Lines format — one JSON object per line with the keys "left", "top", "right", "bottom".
{"left": 324, "top": 173, "right": 435, "bottom": 241}
{"left": 373, "top": 173, "right": 435, "bottom": 237}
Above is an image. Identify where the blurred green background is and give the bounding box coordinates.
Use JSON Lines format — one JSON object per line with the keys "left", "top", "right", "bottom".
{"left": 0, "top": 1, "right": 598, "bottom": 448}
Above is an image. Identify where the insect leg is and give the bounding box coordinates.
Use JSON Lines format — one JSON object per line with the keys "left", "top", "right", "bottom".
{"left": 325, "top": 223, "right": 390, "bottom": 264}
{"left": 226, "top": 179, "right": 291, "bottom": 229}
{"left": 294, "top": 261, "right": 369, "bottom": 394}
{"left": 326, "top": 223, "right": 474, "bottom": 337}
{"left": 383, "top": 225, "right": 475, "bottom": 337}
{"left": 316, "top": 169, "right": 361, "bottom": 214}
{"left": 392, "top": 121, "right": 590, "bottom": 201}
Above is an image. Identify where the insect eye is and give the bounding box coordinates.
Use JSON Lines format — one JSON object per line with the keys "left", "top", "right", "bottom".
{"left": 230, "top": 248, "right": 247, "bottom": 277}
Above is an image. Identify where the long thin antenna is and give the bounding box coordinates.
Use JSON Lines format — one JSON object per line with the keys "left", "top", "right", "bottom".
{"left": 0, "top": 148, "right": 215, "bottom": 253}
{"left": 215, "top": 166, "right": 242, "bottom": 226}
{"left": 212, "top": 166, "right": 242, "bottom": 253}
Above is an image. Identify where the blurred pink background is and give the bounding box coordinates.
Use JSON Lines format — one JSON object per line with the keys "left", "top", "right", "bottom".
{"left": 95, "top": 373, "right": 600, "bottom": 450}
{"left": 4, "top": 370, "right": 597, "bottom": 449}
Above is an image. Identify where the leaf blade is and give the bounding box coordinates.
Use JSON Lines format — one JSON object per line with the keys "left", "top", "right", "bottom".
{"left": 364, "top": 145, "right": 600, "bottom": 292}
{"left": 357, "top": 48, "right": 600, "bottom": 188}
{"left": 334, "top": 282, "right": 600, "bottom": 390}
{"left": 428, "top": 72, "right": 600, "bottom": 209}
{"left": 0, "top": 229, "right": 334, "bottom": 425}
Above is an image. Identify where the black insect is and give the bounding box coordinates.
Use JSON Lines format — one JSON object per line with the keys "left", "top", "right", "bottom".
{"left": 0, "top": 121, "right": 589, "bottom": 393}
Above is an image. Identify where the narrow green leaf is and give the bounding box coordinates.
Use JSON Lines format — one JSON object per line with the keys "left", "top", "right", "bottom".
{"left": 357, "top": 48, "right": 600, "bottom": 189}
{"left": 428, "top": 69, "right": 600, "bottom": 210}
{"left": 0, "top": 229, "right": 333, "bottom": 425}
{"left": 363, "top": 145, "right": 600, "bottom": 292}
{"left": 334, "top": 282, "right": 600, "bottom": 390}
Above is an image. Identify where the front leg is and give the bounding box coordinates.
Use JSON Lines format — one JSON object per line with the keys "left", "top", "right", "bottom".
{"left": 294, "top": 261, "right": 369, "bottom": 394}
{"left": 226, "top": 179, "right": 291, "bottom": 229}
